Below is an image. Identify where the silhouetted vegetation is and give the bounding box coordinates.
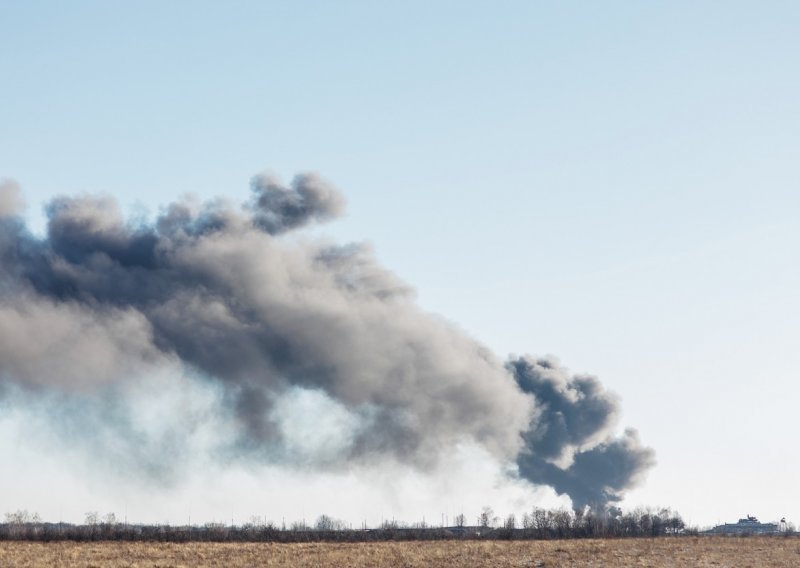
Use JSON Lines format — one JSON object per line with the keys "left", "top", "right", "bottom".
{"left": 0, "top": 506, "right": 701, "bottom": 542}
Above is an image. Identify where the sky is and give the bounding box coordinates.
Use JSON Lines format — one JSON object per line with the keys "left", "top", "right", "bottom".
{"left": 1, "top": 1, "right": 799, "bottom": 528}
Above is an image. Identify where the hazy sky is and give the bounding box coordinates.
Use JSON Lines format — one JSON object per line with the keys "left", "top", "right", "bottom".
{"left": 1, "top": 1, "right": 799, "bottom": 528}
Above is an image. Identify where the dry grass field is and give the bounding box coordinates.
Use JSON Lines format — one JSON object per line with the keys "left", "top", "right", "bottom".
{"left": 1, "top": 537, "right": 799, "bottom": 567}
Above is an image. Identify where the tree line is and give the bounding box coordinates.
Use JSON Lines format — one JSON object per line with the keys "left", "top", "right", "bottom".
{"left": 0, "top": 506, "right": 697, "bottom": 542}
{"left": 0, "top": 507, "right": 697, "bottom": 542}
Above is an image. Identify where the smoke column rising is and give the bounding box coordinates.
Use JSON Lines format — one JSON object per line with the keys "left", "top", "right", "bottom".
{"left": 0, "top": 173, "right": 654, "bottom": 510}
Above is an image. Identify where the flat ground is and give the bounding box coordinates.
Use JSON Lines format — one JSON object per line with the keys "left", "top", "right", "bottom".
{"left": 1, "top": 537, "right": 798, "bottom": 567}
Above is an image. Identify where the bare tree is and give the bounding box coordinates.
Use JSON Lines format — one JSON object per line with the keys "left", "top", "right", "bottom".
{"left": 552, "top": 509, "right": 572, "bottom": 538}
{"left": 315, "top": 514, "right": 337, "bottom": 531}
{"left": 290, "top": 520, "right": 309, "bottom": 531}
{"left": 504, "top": 513, "right": 516, "bottom": 530}
{"left": 5, "top": 510, "right": 40, "bottom": 524}
{"left": 522, "top": 512, "right": 532, "bottom": 530}
{"left": 479, "top": 507, "right": 497, "bottom": 529}
{"left": 532, "top": 507, "right": 550, "bottom": 538}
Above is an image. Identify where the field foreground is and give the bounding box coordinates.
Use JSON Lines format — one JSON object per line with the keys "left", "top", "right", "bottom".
{"left": 1, "top": 537, "right": 799, "bottom": 567}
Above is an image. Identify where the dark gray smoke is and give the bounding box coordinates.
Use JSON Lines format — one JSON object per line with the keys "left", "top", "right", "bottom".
{"left": 510, "top": 356, "right": 656, "bottom": 509}
{"left": 250, "top": 173, "right": 345, "bottom": 234}
{"left": 0, "top": 172, "right": 654, "bottom": 508}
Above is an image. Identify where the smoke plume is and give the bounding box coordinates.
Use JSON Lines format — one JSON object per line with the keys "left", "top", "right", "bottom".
{"left": 510, "top": 356, "right": 656, "bottom": 509}
{"left": 0, "top": 172, "right": 654, "bottom": 509}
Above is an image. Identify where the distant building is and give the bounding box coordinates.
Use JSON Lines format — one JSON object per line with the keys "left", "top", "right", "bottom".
{"left": 706, "top": 515, "right": 780, "bottom": 535}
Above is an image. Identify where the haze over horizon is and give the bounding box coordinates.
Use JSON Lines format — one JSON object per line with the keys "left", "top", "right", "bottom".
{"left": 1, "top": 1, "right": 799, "bottom": 529}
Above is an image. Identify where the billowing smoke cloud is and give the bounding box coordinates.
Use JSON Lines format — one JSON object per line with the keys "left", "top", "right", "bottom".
{"left": 510, "top": 356, "right": 656, "bottom": 509}
{"left": 250, "top": 173, "right": 345, "bottom": 234}
{"left": 0, "top": 172, "right": 654, "bottom": 509}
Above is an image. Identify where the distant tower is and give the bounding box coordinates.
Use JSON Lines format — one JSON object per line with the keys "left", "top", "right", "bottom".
{"left": 780, "top": 517, "right": 788, "bottom": 533}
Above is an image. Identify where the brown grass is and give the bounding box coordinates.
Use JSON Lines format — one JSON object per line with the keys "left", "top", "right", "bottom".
{"left": 1, "top": 537, "right": 799, "bottom": 567}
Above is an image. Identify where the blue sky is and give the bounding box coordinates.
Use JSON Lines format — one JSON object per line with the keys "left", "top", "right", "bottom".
{"left": 1, "top": 1, "right": 799, "bottom": 527}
